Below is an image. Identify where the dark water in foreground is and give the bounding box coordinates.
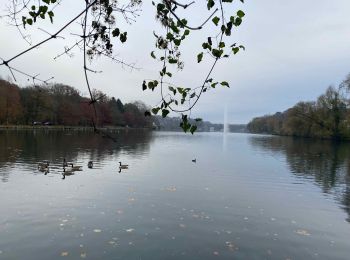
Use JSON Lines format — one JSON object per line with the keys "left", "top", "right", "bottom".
{"left": 0, "top": 130, "right": 350, "bottom": 259}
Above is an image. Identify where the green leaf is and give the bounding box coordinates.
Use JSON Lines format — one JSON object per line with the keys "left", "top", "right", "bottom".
{"left": 151, "top": 108, "right": 160, "bottom": 115}
{"left": 190, "top": 125, "right": 197, "bottom": 134}
{"left": 235, "top": 17, "right": 242, "bottom": 26}
{"left": 212, "top": 49, "right": 223, "bottom": 58}
{"left": 168, "top": 58, "right": 177, "bottom": 64}
{"left": 232, "top": 47, "right": 239, "bottom": 54}
{"left": 144, "top": 111, "right": 151, "bottom": 117}
{"left": 169, "top": 86, "right": 176, "bottom": 95}
{"left": 157, "top": 3, "right": 165, "bottom": 11}
{"left": 112, "top": 28, "right": 120, "bottom": 37}
{"left": 26, "top": 18, "right": 33, "bottom": 25}
{"left": 221, "top": 81, "right": 230, "bottom": 88}
{"left": 119, "top": 32, "right": 127, "bottom": 43}
{"left": 162, "top": 109, "right": 170, "bottom": 118}
{"left": 151, "top": 51, "right": 156, "bottom": 59}
{"left": 197, "top": 52, "right": 203, "bottom": 63}
{"left": 48, "top": 11, "right": 54, "bottom": 18}
{"left": 212, "top": 16, "right": 220, "bottom": 26}
{"left": 142, "top": 81, "right": 147, "bottom": 91}
{"left": 237, "top": 10, "right": 245, "bottom": 18}
{"left": 173, "top": 39, "right": 181, "bottom": 46}
{"left": 22, "top": 16, "right": 27, "bottom": 28}
{"left": 207, "top": 0, "right": 215, "bottom": 10}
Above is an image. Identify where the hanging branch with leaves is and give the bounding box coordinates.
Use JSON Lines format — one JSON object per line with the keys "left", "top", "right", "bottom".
{"left": 0, "top": 0, "right": 245, "bottom": 134}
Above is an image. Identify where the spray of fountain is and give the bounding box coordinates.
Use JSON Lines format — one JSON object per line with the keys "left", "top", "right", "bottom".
{"left": 223, "top": 104, "right": 228, "bottom": 151}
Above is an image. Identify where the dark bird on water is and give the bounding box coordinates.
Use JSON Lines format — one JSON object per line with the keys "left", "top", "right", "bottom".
{"left": 88, "top": 161, "right": 93, "bottom": 168}
{"left": 119, "top": 162, "right": 129, "bottom": 169}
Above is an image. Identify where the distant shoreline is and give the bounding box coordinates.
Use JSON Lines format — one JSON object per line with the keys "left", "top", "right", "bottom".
{"left": 0, "top": 125, "right": 152, "bottom": 131}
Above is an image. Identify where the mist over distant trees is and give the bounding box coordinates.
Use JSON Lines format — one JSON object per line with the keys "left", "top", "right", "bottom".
{"left": 247, "top": 73, "right": 350, "bottom": 140}
{"left": 0, "top": 79, "right": 152, "bottom": 128}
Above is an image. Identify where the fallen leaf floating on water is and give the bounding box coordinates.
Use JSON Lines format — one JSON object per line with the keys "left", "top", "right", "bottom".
{"left": 295, "top": 229, "right": 311, "bottom": 236}
{"left": 163, "top": 187, "right": 177, "bottom": 192}
{"left": 225, "top": 241, "right": 238, "bottom": 252}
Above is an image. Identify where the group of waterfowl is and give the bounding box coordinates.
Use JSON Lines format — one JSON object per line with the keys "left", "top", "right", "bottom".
{"left": 37, "top": 159, "right": 129, "bottom": 178}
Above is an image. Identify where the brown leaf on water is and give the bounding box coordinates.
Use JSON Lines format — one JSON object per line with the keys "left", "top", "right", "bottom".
{"left": 225, "top": 241, "right": 238, "bottom": 252}
{"left": 164, "top": 187, "right": 177, "bottom": 192}
{"left": 295, "top": 229, "right": 311, "bottom": 236}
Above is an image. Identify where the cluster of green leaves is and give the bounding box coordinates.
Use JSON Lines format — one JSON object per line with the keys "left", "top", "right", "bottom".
{"left": 199, "top": 9, "right": 246, "bottom": 63}
{"left": 22, "top": 0, "right": 56, "bottom": 28}
{"left": 87, "top": 0, "right": 132, "bottom": 58}
{"left": 143, "top": 0, "right": 245, "bottom": 133}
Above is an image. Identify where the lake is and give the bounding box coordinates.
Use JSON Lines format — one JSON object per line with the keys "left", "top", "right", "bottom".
{"left": 0, "top": 130, "right": 349, "bottom": 259}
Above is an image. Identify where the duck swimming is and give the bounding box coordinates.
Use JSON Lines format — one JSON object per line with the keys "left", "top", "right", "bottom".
{"left": 119, "top": 162, "right": 129, "bottom": 169}
{"left": 69, "top": 163, "right": 82, "bottom": 171}
{"left": 63, "top": 158, "right": 68, "bottom": 168}
{"left": 88, "top": 161, "right": 93, "bottom": 169}
{"left": 38, "top": 160, "right": 49, "bottom": 168}
{"left": 62, "top": 167, "right": 74, "bottom": 179}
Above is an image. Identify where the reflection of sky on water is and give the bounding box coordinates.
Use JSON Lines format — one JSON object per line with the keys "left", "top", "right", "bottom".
{"left": 0, "top": 131, "right": 350, "bottom": 259}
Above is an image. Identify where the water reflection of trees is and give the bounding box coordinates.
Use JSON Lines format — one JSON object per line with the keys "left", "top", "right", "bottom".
{"left": 0, "top": 129, "right": 153, "bottom": 182}
{"left": 249, "top": 135, "right": 350, "bottom": 222}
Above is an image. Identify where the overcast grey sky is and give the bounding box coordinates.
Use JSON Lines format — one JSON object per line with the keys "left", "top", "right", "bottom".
{"left": 1, "top": 0, "right": 350, "bottom": 123}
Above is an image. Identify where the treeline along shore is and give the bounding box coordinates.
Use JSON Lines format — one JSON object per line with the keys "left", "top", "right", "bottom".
{"left": 0, "top": 78, "right": 153, "bottom": 128}
{"left": 247, "top": 73, "right": 350, "bottom": 140}
{"left": 0, "top": 78, "right": 242, "bottom": 132}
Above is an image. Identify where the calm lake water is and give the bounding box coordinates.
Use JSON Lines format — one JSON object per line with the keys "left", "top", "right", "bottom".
{"left": 0, "top": 130, "right": 350, "bottom": 259}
